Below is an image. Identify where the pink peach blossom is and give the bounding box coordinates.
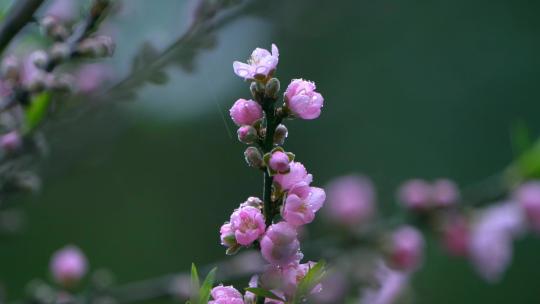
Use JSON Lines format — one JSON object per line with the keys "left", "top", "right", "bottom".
{"left": 230, "top": 206, "right": 266, "bottom": 246}
{"left": 209, "top": 285, "right": 244, "bottom": 304}
{"left": 233, "top": 44, "right": 279, "bottom": 80}
{"left": 274, "top": 162, "right": 313, "bottom": 191}
{"left": 229, "top": 99, "right": 263, "bottom": 126}
{"left": 260, "top": 222, "right": 301, "bottom": 266}
{"left": 284, "top": 79, "right": 323, "bottom": 120}
{"left": 282, "top": 183, "right": 325, "bottom": 226}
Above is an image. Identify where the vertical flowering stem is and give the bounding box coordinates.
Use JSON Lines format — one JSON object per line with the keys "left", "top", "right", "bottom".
{"left": 261, "top": 96, "right": 281, "bottom": 226}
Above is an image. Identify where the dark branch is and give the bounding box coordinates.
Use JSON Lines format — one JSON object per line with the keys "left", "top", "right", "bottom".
{"left": 0, "top": 0, "right": 45, "bottom": 55}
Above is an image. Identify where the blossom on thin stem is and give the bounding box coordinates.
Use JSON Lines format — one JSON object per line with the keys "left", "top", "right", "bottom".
{"left": 233, "top": 44, "right": 279, "bottom": 81}
{"left": 284, "top": 79, "right": 324, "bottom": 120}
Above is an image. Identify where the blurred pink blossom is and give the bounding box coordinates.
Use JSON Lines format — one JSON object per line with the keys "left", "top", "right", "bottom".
{"left": 388, "top": 226, "right": 424, "bottom": 272}
{"left": 441, "top": 215, "right": 469, "bottom": 257}
{"left": 75, "top": 64, "right": 114, "bottom": 93}
{"left": 260, "top": 222, "right": 301, "bottom": 266}
{"left": 50, "top": 245, "right": 88, "bottom": 286}
{"left": 469, "top": 203, "right": 525, "bottom": 282}
{"left": 324, "top": 175, "right": 376, "bottom": 227}
{"left": 514, "top": 181, "right": 540, "bottom": 233}
{"left": 361, "top": 261, "right": 409, "bottom": 304}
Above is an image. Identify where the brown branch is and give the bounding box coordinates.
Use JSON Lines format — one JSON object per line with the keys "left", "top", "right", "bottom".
{"left": 0, "top": 0, "right": 45, "bottom": 55}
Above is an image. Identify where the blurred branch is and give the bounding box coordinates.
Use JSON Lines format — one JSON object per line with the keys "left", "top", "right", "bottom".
{"left": 0, "top": 0, "right": 111, "bottom": 112}
{"left": 0, "top": 0, "right": 44, "bottom": 55}
{"left": 102, "top": 0, "right": 253, "bottom": 101}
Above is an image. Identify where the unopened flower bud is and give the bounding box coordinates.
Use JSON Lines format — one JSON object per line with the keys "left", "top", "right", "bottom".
{"left": 13, "top": 171, "right": 41, "bottom": 193}
{"left": 273, "top": 124, "right": 288, "bottom": 146}
{"left": 26, "top": 73, "right": 47, "bottom": 92}
{"left": 229, "top": 99, "right": 263, "bottom": 126}
{"left": 2, "top": 55, "right": 19, "bottom": 80}
{"left": 250, "top": 81, "right": 264, "bottom": 99}
{"left": 40, "top": 16, "right": 58, "bottom": 34}
{"left": 265, "top": 78, "right": 280, "bottom": 99}
{"left": 244, "top": 147, "right": 263, "bottom": 168}
{"left": 50, "top": 245, "right": 88, "bottom": 287}
{"left": 50, "top": 43, "right": 70, "bottom": 62}
{"left": 31, "top": 50, "right": 49, "bottom": 69}
{"left": 268, "top": 151, "right": 292, "bottom": 174}
{"left": 387, "top": 226, "right": 424, "bottom": 272}
{"left": 240, "top": 196, "right": 263, "bottom": 208}
{"left": 0, "top": 131, "right": 22, "bottom": 153}
{"left": 50, "top": 73, "right": 74, "bottom": 92}
{"left": 220, "top": 223, "right": 240, "bottom": 255}
{"left": 237, "top": 125, "right": 258, "bottom": 144}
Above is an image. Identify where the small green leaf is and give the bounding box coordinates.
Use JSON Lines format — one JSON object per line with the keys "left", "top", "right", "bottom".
{"left": 292, "top": 260, "right": 326, "bottom": 303}
{"left": 24, "top": 92, "right": 51, "bottom": 134}
{"left": 190, "top": 263, "right": 200, "bottom": 303}
{"left": 245, "top": 288, "right": 285, "bottom": 302}
{"left": 511, "top": 121, "right": 532, "bottom": 158}
{"left": 199, "top": 267, "right": 217, "bottom": 304}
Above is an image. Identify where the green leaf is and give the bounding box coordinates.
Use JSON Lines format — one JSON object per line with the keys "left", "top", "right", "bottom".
{"left": 245, "top": 288, "right": 285, "bottom": 302}
{"left": 511, "top": 121, "right": 532, "bottom": 158}
{"left": 292, "top": 260, "right": 326, "bottom": 304}
{"left": 24, "top": 92, "right": 51, "bottom": 134}
{"left": 190, "top": 263, "right": 200, "bottom": 303}
{"left": 199, "top": 267, "right": 217, "bottom": 304}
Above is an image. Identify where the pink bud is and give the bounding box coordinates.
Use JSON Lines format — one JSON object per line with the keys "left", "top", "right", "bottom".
{"left": 45, "top": 0, "right": 78, "bottom": 22}
{"left": 0, "top": 131, "right": 22, "bottom": 153}
{"left": 233, "top": 44, "right": 279, "bottom": 80}
{"left": 432, "top": 179, "right": 459, "bottom": 207}
{"left": 237, "top": 125, "right": 258, "bottom": 144}
{"left": 283, "top": 183, "right": 325, "bottom": 227}
{"left": 209, "top": 285, "right": 244, "bottom": 304}
{"left": 50, "top": 245, "right": 88, "bottom": 287}
{"left": 324, "top": 175, "right": 376, "bottom": 227}
{"left": 284, "top": 79, "right": 324, "bottom": 120}
{"left": 397, "top": 179, "right": 431, "bottom": 210}
{"left": 229, "top": 99, "right": 263, "bottom": 126}
{"left": 260, "top": 222, "right": 301, "bottom": 266}
{"left": 268, "top": 151, "right": 291, "bottom": 174}
{"left": 220, "top": 223, "right": 237, "bottom": 248}
{"left": 274, "top": 162, "right": 313, "bottom": 191}
{"left": 388, "top": 226, "right": 424, "bottom": 272}
{"left": 230, "top": 206, "right": 266, "bottom": 246}
{"left": 514, "top": 181, "right": 540, "bottom": 233}
{"left": 441, "top": 216, "right": 469, "bottom": 257}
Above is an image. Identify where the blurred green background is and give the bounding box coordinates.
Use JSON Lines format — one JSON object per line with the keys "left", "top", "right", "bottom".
{"left": 2, "top": 0, "right": 540, "bottom": 303}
